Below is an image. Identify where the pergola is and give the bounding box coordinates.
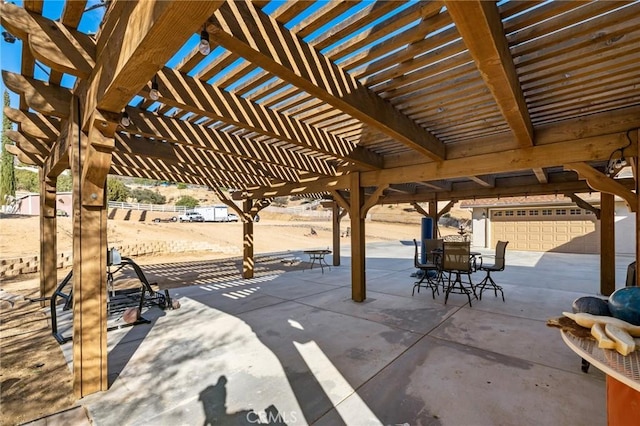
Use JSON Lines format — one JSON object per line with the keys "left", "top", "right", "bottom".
{"left": 1, "top": 0, "right": 639, "bottom": 397}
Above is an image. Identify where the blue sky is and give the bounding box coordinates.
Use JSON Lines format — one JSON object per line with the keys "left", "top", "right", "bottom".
{"left": 1, "top": 0, "right": 427, "bottom": 113}
{"left": 0, "top": 0, "right": 105, "bottom": 107}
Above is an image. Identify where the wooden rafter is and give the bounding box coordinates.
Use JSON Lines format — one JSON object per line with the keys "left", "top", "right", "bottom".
{"left": 565, "top": 162, "right": 637, "bottom": 212}
{"left": 115, "top": 107, "right": 337, "bottom": 177}
{"left": 208, "top": 1, "right": 446, "bottom": 160}
{"left": 0, "top": 2, "right": 96, "bottom": 78}
{"left": 533, "top": 168, "right": 548, "bottom": 184}
{"left": 445, "top": 0, "right": 533, "bottom": 147}
{"left": 565, "top": 193, "right": 601, "bottom": 219}
{"left": 145, "top": 67, "right": 383, "bottom": 170}
{"left": 468, "top": 175, "right": 495, "bottom": 188}
{"left": 362, "top": 132, "right": 635, "bottom": 187}
{"left": 83, "top": 1, "right": 224, "bottom": 119}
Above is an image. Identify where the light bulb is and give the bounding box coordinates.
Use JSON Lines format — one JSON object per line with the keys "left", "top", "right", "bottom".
{"left": 120, "top": 112, "right": 130, "bottom": 127}
{"left": 149, "top": 80, "right": 160, "bottom": 101}
{"left": 199, "top": 30, "right": 210, "bottom": 55}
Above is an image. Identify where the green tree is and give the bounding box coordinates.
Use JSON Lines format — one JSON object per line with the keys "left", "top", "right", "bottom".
{"left": 175, "top": 195, "right": 199, "bottom": 208}
{"left": 131, "top": 188, "right": 166, "bottom": 204}
{"left": 107, "top": 178, "right": 130, "bottom": 202}
{"left": 0, "top": 91, "right": 16, "bottom": 204}
{"left": 15, "top": 169, "right": 39, "bottom": 192}
{"left": 57, "top": 173, "right": 72, "bottom": 191}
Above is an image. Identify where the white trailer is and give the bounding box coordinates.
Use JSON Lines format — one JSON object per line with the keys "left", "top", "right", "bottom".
{"left": 194, "top": 205, "right": 229, "bottom": 222}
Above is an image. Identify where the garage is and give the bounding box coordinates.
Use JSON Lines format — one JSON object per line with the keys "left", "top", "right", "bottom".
{"left": 490, "top": 207, "right": 600, "bottom": 254}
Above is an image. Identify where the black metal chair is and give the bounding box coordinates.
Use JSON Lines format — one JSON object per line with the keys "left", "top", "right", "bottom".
{"left": 475, "top": 241, "right": 509, "bottom": 302}
{"left": 442, "top": 241, "right": 476, "bottom": 307}
{"left": 412, "top": 238, "right": 441, "bottom": 298}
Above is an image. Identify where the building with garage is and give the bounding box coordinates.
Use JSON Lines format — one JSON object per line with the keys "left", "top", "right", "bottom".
{"left": 462, "top": 195, "right": 635, "bottom": 255}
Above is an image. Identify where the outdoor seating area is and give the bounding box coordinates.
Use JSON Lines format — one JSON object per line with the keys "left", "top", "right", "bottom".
{"left": 412, "top": 239, "right": 509, "bottom": 307}
{"left": 44, "top": 241, "right": 629, "bottom": 425}
{"left": 2, "top": 0, "right": 640, "bottom": 416}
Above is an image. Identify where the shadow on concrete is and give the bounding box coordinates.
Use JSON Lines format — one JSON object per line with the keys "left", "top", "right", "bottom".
{"left": 199, "top": 376, "right": 288, "bottom": 425}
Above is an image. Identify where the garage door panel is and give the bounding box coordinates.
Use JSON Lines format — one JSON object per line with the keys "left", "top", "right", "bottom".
{"left": 491, "top": 214, "right": 598, "bottom": 254}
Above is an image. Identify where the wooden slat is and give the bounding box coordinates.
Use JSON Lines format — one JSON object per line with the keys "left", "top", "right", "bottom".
{"left": 149, "top": 67, "right": 383, "bottom": 169}
{"left": 87, "top": 1, "right": 224, "bottom": 116}
{"left": 209, "top": 1, "right": 446, "bottom": 160}
{"left": 61, "top": 0, "right": 87, "bottom": 28}
{"left": 0, "top": 3, "right": 96, "bottom": 78}
{"left": 446, "top": 0, "right": 533, "bottom": 147}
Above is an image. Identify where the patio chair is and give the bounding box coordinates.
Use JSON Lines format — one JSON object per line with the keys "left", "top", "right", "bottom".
{"left": 412, "top": 239, "right": 440, "bottom": 298}
{"left": 475, "top": 241, "right": 509, "bottom": 302}
{"left": 442, "top": 241, "right": 476, "bottom": 307}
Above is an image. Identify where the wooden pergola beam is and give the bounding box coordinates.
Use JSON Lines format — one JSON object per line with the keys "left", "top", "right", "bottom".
{"left": 2, "top": 71, "right": 71, "bottom": 118}
{"left": 115, "top": 134, "right": 299, "bottom": 184}
{"left": 361, "top": 184, "right": 389, "bottom": 218}
{"left": 209, "top": 1, "right": 445, "bottom": 160}
{"left": 112, "top": 151, "right": 265, "bottom": 188}
{"left": 533, "top": 168, "right": 548, "bottom": 183}
{"left": 116, "top": 107, "right": 336, "bottom": 177}
{"left": 362, "top": 132, "right": 634, "bottom": 187}
{"left": 148, "top": 67, "right": 383, "bottom": 170}
{"left": 110, "top": 164, "right": 210, "bottom": 187}
{"left": 3, "top": 107, "right": 61, "bottom": 142}
{"left": 0, "top": 2, "right": 96, "bottom": 78}
{"left": 84, "top": 1, "right": 224, "bottom": 119}
{"left": 5, "top": 130, "right": 50, "bottom": 156}
{"left": 5, "top": 143, "right": 43, "bottom": 166}
{"left": 235, "top": 133, "right": 634, "bottom": 200}
{"left": 565, "top": 193, "right": 601, "bottom": 219}
{"left": 469, "top": 175, "right": 495, "bottom": 188}
{"left": 565, "top": 162, "right": 637, "bottom": 212}
{"left": 377, "top": 179, "right": 635, "bottom": 205}
{"left": 445, "top": 0, "right": 533, "bottom": 147}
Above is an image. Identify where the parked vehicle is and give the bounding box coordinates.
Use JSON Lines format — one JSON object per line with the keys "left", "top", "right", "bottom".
{"left": 152, "top": 216, "right": 178, "bottom": 223}
{"left": 226, "top": 213, "right": 239, "bottom": 222}
{"left": 178, "top": 211, "right": 204, "bottom": 222}
{"left": 194, "top": 205, "right": 231, "bottom": 222}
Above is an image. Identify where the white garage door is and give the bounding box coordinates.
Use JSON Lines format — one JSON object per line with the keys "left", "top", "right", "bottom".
{"left": 490, "top": 207, "right": 599, "bottom": 254}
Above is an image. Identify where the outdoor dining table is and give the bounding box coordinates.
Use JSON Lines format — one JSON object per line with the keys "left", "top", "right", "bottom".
{"left": 303, "top": 249, "right": 331, "bottom": 273}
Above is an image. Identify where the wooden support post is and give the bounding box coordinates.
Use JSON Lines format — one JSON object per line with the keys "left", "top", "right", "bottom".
{"left": 70, "top": 106, "right": 110, "bottom": 397}
{"left": 600, "top": 192, "right": 615, "bottom": 296}
{"left": 39, "top": 171, "right": 57, "bottom": 304}
{"left": 350, "top": 172, "right": 365, "bottom": 302}
{"left": 429, "top": 200, "right": 438, "bottom": 237}
{"left": 332, "top": 202, "right": 340, "bottom": 266}
{"left": 243, "top": 199, "right": 254, "bottom": 279}
{"left": 636, "top": 152, "right": 640, "bottom": 287}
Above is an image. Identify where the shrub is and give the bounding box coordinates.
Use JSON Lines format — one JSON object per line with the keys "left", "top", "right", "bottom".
{"left": 130, "top": 188, "right": 166, "bottom": 204}
{"left": 177, "top": 183, "right": 187, "bottom": 190}
{"left": 107, "top": 178, "right": 130, "bottom": 202}
{"left": 175, "top": 195, "right": 199, "bottom": 208}
{"left": 272, "top": 196, "right": 288, "bottom": 207}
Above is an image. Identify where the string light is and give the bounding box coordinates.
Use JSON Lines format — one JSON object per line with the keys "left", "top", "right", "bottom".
{"left": 199, "top": 28, "right": 211, "bottom": 55}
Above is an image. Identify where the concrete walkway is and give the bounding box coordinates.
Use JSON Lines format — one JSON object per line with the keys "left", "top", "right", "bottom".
{"left": 56, "top": 242, "right": 633, "bottom": 425}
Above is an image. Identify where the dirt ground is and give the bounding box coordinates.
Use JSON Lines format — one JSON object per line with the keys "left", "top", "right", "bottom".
{"left": 0, "top": 210, "right": 461, "bottom": 425}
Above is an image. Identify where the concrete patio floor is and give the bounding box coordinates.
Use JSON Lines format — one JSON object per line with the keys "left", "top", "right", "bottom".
{"left": 54, "top": 241, "right": 635, "bottom": 425}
